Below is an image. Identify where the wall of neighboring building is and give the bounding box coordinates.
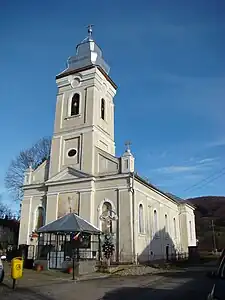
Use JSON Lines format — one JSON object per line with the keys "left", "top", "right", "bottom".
{"left": 134, "top": 179, "right": 183, "bottom": 262}
{"left": 0, "top": 222, "right": 19, "bottom": 247}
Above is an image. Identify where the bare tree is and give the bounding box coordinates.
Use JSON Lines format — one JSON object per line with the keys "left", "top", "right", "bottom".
{"left": 0, "top": 195, "right": 12, "bottom": 218}
{"left": 5, "top": 137, "right": 51, "bottom": 202}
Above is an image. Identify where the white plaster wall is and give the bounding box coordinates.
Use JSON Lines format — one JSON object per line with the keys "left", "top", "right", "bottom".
{"left": 134, "top": 180, "right": 184, "bottom": 261}
{"left": 49, "top": 67, "right": 116, "bottom": 178}
{"left": 185, "top": 205, "right": 197, "bottom": 247}
{"left": 18, "top": 196, "right": 32, "bottom": 245}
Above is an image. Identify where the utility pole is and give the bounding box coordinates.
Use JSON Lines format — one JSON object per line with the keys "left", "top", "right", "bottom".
{"left": 211, "top": 219, "right": 217, "bottom": 253}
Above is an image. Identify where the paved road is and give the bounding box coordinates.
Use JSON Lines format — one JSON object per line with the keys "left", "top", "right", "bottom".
{"left": 0, "top": 269, "right": 214, "bottom": 300}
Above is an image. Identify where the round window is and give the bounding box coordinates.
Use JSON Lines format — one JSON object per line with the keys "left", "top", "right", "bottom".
{"left": 68, "top": 149, "right": 77, "bottom": 157}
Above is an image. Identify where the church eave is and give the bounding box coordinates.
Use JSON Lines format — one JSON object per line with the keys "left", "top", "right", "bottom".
{"left": 56, "top": 65, "right": 117, "bottom": 90}
{"left": 22, "top": 183, "right": 46, "bottom": 190}
{"left": 182, "top": 200, "right": 196, "bottom": 210}
{"left": 134, "top": 173, "right": 185, "bottom": 206}
{"left": 45, "top": 176, "right": 96, "bottom": 186}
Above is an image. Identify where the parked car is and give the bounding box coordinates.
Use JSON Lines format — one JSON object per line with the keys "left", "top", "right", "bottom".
{"left": 207, "top": 251, "right": 225, "bottom": 299}
{"left": 218, "top": 248, "right": 225, "bottom": 266}
{"left": 0, "top": 256, "right": 4, "bottom": 283}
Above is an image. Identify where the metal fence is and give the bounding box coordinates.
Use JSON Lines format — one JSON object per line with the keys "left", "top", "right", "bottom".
{"left": 36, "top": 233, "right": 101, "bottom": 269}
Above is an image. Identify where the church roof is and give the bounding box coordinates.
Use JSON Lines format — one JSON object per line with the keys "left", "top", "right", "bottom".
{"left": 134, "top": 173, "right": 195, "bottom": 208}
{"left": 165, "top": 192, "right": 183, "bottom": 202}
{"left": 37, "top": 213, "right": 101, "bottom": 234}
{"left": 56, "top": 26, "right": 111, "bottom": 81}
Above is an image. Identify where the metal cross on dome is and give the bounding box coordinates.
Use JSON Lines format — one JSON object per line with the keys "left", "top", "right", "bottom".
{"left": 125, "top": 140, "right": 131, "bottom": 151}
{"left": 87, "top": 24, "right": 94, "bottom": 37}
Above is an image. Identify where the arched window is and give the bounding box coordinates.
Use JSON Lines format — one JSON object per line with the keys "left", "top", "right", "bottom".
{"left": 71, "top": 94, "right": 80, "bottom": 116}
{"left": 102, "top": 201, "right": 112, "bottom": 233}
{"left": 165, "top": 214, "right": 168, "bottom": 235}
{"left": 101, "top": 98, "right": 105, "bottom": 120}
{"left": 173, "top": 218, "right": 177, "bottom": 239}
{"left": 189, "top": 220, "right": 192, "bottom": 240}
{"left": 138, "top": 204, "right": 144, "bottom": 233}
{"left": 153, "top": 210, "right": 158, "bottom": 235}
{"left": 35, "top": 207, "right": 45, "bottom": 231}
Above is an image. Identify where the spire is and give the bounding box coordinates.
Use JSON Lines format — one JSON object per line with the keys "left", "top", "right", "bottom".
{"left": 58, "top": 25, "right": 110, "bottom": 77}
{"left": 121, "top": 140, "right": 135, "bottom": 173}
{"left": 125, "top": 141, "right": 131, "bottom": 153}
{"left": 123, "top": 141, "right": 133, "bottom": 156}
{"left": 87, "top": 24, "right": 94, "bottom": 38}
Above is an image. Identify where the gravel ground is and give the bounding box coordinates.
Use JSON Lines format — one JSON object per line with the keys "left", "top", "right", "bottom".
{"left": 112, "top": 265, "right": 172, "bottom": 276}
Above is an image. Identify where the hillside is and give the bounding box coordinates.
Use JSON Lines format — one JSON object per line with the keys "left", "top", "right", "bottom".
{"left": 188, "top": 196, "right": 225, "bottom": 251}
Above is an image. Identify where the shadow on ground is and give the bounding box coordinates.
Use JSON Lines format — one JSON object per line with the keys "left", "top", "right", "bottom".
{"left": 101, "top": 268, "right": 215, "bottom": 300}
{"left": 1, "top": 264, "right": 216, "bottom": 300}
{"left": 1, "top": 284, "right": 51, "bottom": 300}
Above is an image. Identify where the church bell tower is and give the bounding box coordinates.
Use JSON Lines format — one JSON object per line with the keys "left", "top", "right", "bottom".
{"left": 49, "top": 26, "right": 117, "bottom": 178}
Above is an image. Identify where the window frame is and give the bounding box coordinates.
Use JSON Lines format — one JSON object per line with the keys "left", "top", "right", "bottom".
{"left": 34, "top": 206, "right": 45, "bottom": 232}
{"left": 153, "top": 209, "right": 159, "bottom": 237}
{"left": 165, "top": 214, "right": 169, "bottom": 238}
{"left": 138, "top": 203, "right": 144, "bottom": 234}
{"left": 101, "top": 98, "right": 105, "bottom": 120}
{"left": 173, "top": 217, "right": 177, "bottom": 239}
{"left": 68, "top": 93, "right": 81, "bottom": 117}
{"left": 189, "top": 220, "right": 193, "bottom": 241}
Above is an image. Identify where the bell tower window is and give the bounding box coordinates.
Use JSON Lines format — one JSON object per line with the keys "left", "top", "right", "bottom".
{"left": 71, "top": 94, "right": 80, "bottom": 116}
{"left": 101, "top": 98, "right": 105, "bottom": 120}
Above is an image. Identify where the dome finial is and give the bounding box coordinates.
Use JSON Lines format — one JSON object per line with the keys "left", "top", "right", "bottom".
{"left": 125, "top": 140, "right": 131, "bottom": 152}
{"left": 87, "top": 24, "right": 94, "bottom": 37}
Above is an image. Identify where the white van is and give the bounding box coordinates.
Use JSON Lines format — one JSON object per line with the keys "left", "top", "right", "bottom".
{"left": 0, "top": 256, "right": 4, "bottom": 283}
{"left": 207, "top": 252, "right": 225, "bottom": 300}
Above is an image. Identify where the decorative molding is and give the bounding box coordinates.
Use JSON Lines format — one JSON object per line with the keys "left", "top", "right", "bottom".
{"left": 46, "top": 166, "right": 92, "bottom": 183}
{"left": 71, "top": 77, "right": 81, "bottom": 88}
{"left": 47, "top": 188, "right": 95, "bottom": 196}
{"left": 53, "top": 125, "right": 94, "bottom": 138}
{"left": 95, "top": 186, "right": 128, "bottom": 192}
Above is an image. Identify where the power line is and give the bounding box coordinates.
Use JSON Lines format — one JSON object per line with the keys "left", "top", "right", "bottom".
{"left": 193, "top": 170, "right": 225, "bottom": 191}
{"left": 183, "top": 166, "right": 225, "bottom": 192}
{"left": 184, "top": 170, "right": 225, "bottom": 194}
{"left": 183, "top": 167, "right": 225, "bottom": 193}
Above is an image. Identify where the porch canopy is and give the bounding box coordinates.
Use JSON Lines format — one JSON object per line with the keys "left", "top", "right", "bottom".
{"left": 37, "top": 213, "right": 101, "bottom": 235}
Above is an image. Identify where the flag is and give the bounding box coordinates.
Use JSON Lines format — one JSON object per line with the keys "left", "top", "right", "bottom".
{"left": 73, "top": 232, "right": 81, "bottom": 240}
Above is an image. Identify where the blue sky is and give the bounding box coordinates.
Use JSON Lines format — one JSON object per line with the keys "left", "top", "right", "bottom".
{"left": 0, "top": 0, "right": 224, "bottom": 211}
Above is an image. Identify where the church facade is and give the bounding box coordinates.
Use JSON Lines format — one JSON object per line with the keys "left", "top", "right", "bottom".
{"left": 18, "top": 28, "right": 196, "bottom": 263}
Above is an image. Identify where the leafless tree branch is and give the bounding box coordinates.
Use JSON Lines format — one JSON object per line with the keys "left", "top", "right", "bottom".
{"left": 0, "top": 195, "right": 13, "bottom": 218}
{"left": 4, "top": 136, "right": 51, "bottom": 202}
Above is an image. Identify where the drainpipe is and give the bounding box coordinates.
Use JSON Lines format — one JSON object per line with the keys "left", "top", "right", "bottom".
{"left": 131, "top": 172, "right": 137, "bottom": 264}
{"left": 116, "top": 188, "right": 120, "bottom": 263}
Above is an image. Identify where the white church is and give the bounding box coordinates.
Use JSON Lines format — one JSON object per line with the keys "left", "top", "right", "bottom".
{"left": 19, "top": 26, "right": 196, "bottom": 263}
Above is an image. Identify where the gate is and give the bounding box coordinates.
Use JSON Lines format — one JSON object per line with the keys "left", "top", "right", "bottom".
{"left": 48, "top": 250, "right": 65, "bottom": 269}
{"left": 27, "top": 245, "right": 35, "bottom": 260}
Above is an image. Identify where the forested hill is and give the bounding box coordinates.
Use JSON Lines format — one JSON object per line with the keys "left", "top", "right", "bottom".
{"left": 187, "top": 196, "right": 225, "bottom": 250}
